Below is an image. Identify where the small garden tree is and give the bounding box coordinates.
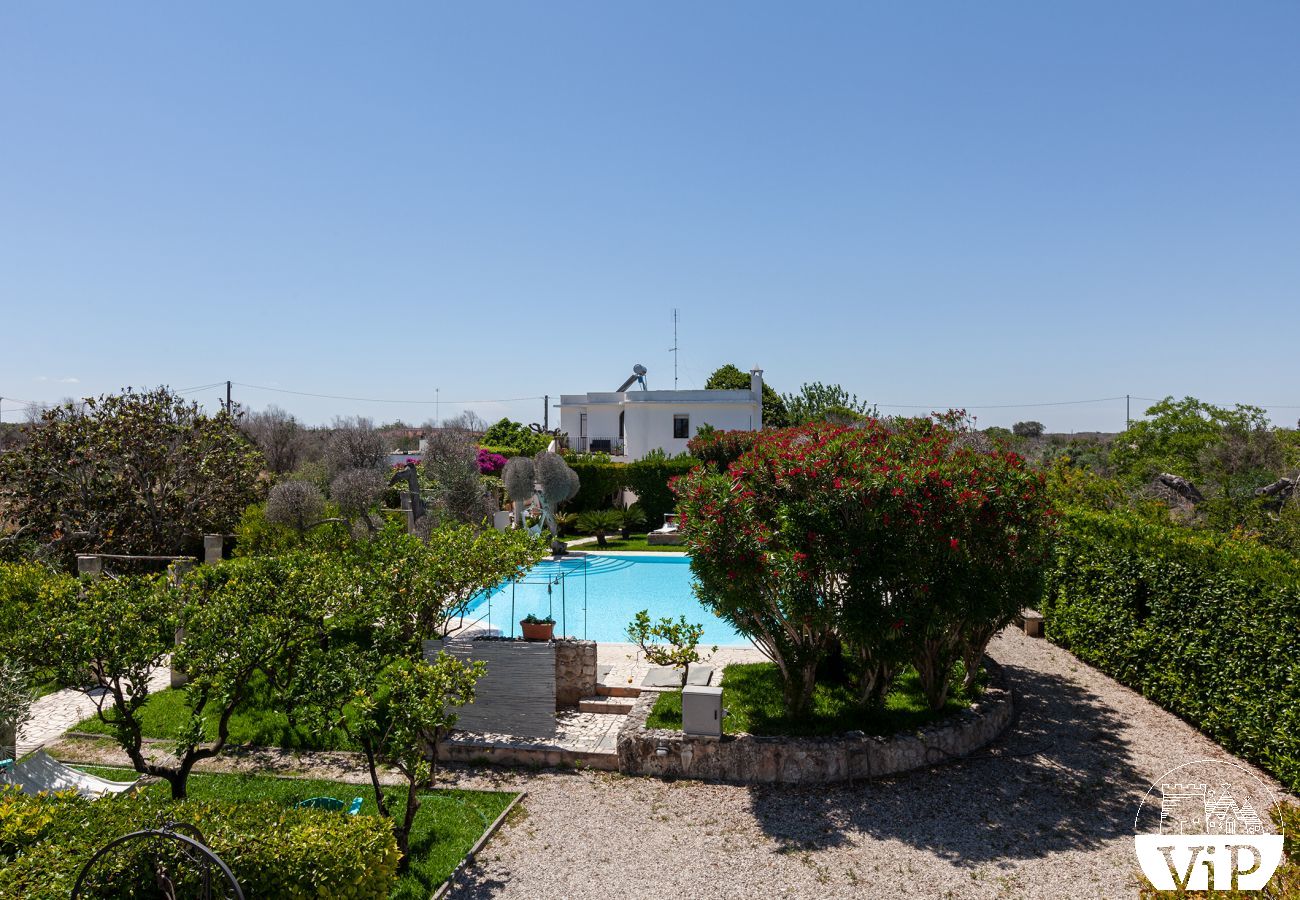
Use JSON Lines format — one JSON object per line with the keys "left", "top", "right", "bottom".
{"left": 343, "top": 654, "right": 484, "bottom": 870}
{"left": 422, "top": 427, "right": 495, "bottom": 526}
{"left": 0, "top": 659, "right": 33, "bottom": 757}
{"left": 264, "top": 480, "right": 328, "bottom": 533}
{"left": 502, "top": 453, "right": 579, "bottom": 545}
{"left": 284, "top": 523, "right": 541, "bottom": 872}
{"left": 351, "top": 521, "right": 545, "bottom": 647}
{"left": 626, "top": 611, "right": 713, "bottom": 685}
{"left": 42, "top": 556, "right": 326, "bottom": 799}
{"left": 330, "top": 467, "right": 387, "bottom": 533}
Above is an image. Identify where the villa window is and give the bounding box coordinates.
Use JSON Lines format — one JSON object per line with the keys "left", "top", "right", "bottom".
{"left": 673, "top": 414, "right": 690, "bottom": 439}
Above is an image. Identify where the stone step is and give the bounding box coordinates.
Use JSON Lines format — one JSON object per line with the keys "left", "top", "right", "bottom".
{"left": 578, "top": 696, "right": 634, "bottom": 714}
{"left": 595, "top": 683, "right": 642, "bottom": 698}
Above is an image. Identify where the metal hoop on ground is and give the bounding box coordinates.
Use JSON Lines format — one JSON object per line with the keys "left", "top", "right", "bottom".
{"left": 71, "top": 820, "right": 244, "bottom": 900}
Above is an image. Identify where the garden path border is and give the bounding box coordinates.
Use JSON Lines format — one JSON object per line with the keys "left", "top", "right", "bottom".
{"left": 431, "top": 789, "right": 528, "bottom": 900}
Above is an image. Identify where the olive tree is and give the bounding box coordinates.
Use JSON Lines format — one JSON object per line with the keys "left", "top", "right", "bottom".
{"left": 0, "top": 659, "right": 34, "bottom": 755}
{"left": 330, "top": 467, "right": 387, "bottom": 532}
{"left": 422, "top": 428, "right": 494, "bottom": 526}
{"left": 242, "top": 405, "right": 307, "bottom": 474}
{"left": 264, "top": 480, "right": 328, "bottom": 533}
{"left": 323, "top": 416, "right": 388, "bottom": 476}
{"left": 533, "top": 452, "right": 579, "bottom": 534}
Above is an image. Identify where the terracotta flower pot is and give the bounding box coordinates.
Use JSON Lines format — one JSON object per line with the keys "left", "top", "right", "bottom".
{"left": 520, "top": 621, "right": 554, "bottom": 641}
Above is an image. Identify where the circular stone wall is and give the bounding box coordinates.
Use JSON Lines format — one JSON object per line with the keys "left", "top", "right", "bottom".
{"left": 615, "top": 661, "right": 1013, "bottom": 784}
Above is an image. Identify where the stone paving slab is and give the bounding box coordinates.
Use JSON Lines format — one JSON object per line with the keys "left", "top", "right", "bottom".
{"left": 597, "top": 642, "right": 764, "bottom": 692}
{"left": 446, "top": 709, "right": 625, "bottom": 755}
{"left": 18, "top": 667, "right": 171, "bottom": 756}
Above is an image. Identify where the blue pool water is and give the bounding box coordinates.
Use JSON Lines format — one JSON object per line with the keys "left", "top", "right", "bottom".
{"left": 462, "top": 553, "right": 749, "bottom": 646}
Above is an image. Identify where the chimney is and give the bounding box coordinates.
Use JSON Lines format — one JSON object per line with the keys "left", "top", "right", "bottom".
{"left": 750, "top": 367, "right": 764, "bottom": 430}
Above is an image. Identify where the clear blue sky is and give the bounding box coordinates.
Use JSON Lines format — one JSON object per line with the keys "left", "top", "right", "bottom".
{"left": 3, "top": 2, "right": 1297, "bottom": 432}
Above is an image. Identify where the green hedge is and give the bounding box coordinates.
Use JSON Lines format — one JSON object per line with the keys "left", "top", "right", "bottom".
{"left": 559, "top": 454, "right": 698, "bottom": 525}
{"left": 0, "top": 788, "right": 399, "bottom": 899}
{"left": 566, "top": 459, "right": 626, "bottom": 512}
{"left": 625, "top": 453, "right": 697, "bottom": 528}
{"left": 1043, "top": 508, "right": 1300, "bottom": 792}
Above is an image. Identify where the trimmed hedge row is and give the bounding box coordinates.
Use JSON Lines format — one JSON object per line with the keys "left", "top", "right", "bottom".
{"left": 561, "top": 454, "right": 698, "bottom": 526}
{"left": 1043, "top": 508, "right": 1300, "bottom": 792}
{"left": 0, "top": 788, "right": 399, "bottom": 899}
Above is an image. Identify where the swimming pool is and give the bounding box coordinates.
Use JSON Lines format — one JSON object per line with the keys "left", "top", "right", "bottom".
{"left": 460, "top": 553, "right": 749, "bottom": 646}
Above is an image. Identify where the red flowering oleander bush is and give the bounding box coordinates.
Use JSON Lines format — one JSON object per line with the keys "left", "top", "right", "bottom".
{"left": 674, "top": 414, "right": 1054, "bottom": 717}
{"left": 687, "top": 427, "right": 760, "bottom": 473}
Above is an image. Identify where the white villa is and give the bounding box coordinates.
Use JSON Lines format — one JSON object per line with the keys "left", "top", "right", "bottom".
{"left": 558, "top": 366, "right": 764, "bottom": 461}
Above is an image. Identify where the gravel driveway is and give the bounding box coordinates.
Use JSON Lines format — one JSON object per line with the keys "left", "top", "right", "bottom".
{"left": 443, "top": 627, "right": 1295, "bottom": 900}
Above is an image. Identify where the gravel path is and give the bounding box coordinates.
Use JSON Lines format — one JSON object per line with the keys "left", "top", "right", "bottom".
{"left": 35, "top": 629, "right": 1293, "bottom": 899}
{"left": 443, "top": 627, "right": 1295, "bottom": 900}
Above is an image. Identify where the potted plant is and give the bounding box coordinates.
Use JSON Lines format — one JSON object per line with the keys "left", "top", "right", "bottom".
{"left": 520, "top": 613, "right": 555, "bottom": 641}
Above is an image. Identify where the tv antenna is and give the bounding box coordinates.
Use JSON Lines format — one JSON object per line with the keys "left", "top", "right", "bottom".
{"left": 669, "top": 308, "right": 679, "bottom": 389}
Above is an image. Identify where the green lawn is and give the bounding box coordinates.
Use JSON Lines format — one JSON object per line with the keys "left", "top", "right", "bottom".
{"left": 646, "top": 662, "right": 979, "bottom": 737}
{"left": 565, "top": 533, "right": 685, "bottom": 553}
{"left": 75, "top": 765, "right": 516, "bottom": 900}
{"left": 74, "top": 674, "right": 356, "bottom": 751}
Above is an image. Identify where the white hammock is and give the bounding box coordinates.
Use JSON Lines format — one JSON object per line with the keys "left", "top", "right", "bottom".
{"left": 2, "top": 751, "right": 140, "bottom": 799}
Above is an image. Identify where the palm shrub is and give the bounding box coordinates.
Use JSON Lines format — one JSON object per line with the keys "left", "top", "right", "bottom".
{"left": 674, "top": 416, "right": 1052, "bottom": 717}
{"left": 619, "top": 503, "right": 646, "bottom": 539}
{"left": 577, "top": 509, "right": 622, "bottom": 547}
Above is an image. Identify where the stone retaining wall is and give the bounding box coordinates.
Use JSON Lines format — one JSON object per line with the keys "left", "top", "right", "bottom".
{"left": 615, "top": 661, "right": 1013, "bottom": 784}
{"left": 554, "top": 640, "right": 597, "bottom": 706}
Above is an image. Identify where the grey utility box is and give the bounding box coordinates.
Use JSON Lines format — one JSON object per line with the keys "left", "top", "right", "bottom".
{"left": 681, "top": 685, "right": 723, "bottom": 739}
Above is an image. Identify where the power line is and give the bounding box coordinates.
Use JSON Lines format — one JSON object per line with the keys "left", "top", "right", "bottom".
{"left": 231, "top": 381, "right": 545, "bottom": 406}
{"left": 873, "top": 395, "right": 1127, "bottom": 410}
{"left": 174, "top": 382, "right": 225, "bottom": 394}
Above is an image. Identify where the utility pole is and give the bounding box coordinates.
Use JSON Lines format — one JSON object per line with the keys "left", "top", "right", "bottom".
{"left": 543, "top": 394, "right": 549, "bottom": 431}
{"left": 226, "top": 381, "right": 232, "bottom": 415}
{"left": 435, "top": 388, "right": 440, "bottom": 428}
{"left": 1126, "top": 394, "right": 1130, "bottom": 430}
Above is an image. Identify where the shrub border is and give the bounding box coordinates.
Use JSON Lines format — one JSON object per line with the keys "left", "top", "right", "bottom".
{"left": 615, "top": 661, "right": 1013, "bottom": 784}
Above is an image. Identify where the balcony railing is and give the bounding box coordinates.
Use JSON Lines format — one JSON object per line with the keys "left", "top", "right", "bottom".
{"left": 575, "top": 436, "right": 625, "bottom": 455}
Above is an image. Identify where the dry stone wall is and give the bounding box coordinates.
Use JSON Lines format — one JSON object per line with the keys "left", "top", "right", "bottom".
{"left": 554, "top": 640, "right": 597, "bottom": 706}
{"left": 616, "top": 662, "right": 1014, "bottom": 784}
